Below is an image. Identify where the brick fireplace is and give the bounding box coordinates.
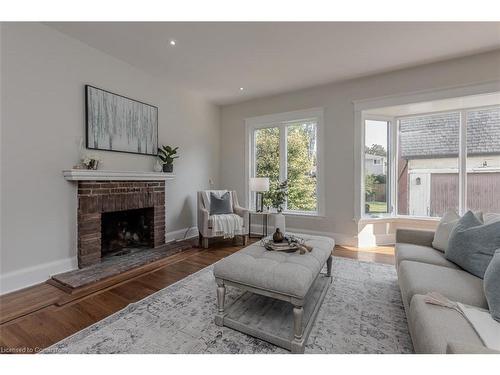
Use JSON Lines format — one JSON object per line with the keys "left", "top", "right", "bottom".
{"left": 77, "top": 180, "right": 166, "bottom": 268}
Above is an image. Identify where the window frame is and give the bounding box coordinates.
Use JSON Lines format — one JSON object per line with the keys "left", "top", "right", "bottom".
{"left": 245, "top": 108, "right": 325, "bottom": 216}
{"left": 360, "top": 103, "right": 500, "bottom": 219}
{"left": 361, "top": 115, "right": 395, "bottom": 218}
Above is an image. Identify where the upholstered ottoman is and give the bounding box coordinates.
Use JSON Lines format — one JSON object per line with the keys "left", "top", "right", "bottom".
{"left": 213, "top": 233, "right": 334, "bottom": 353}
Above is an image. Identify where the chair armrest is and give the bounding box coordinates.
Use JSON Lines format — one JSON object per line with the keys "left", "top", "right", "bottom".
{"left": 233, "top": 204, "right": 249, "bottom": 231}
{"left": 396, "top": 229, "right": 435, "bottom": 247}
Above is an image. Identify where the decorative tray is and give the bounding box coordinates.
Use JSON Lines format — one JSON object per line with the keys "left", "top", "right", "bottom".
{"left": 261, "top": 235, "right": 311, "bottom": 254}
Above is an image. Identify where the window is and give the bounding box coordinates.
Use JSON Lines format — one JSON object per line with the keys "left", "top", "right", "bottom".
{"left": 247, "top": 109, "right": 323, "bottom": 215}
{"left": 466, "top": 107, "right": 500, "bottom": 214}
{"left": 364, "top": 119, "right": 390, "bottom": 215}
{"left": 362, "top": 101, "right": 500, "bottom": 219}
{"left": 397, "top": 112, "right": 460, "bottom": 217}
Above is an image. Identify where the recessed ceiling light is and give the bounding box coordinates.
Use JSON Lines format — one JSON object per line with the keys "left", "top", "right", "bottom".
{"left": 239, "top": 87, "right": 244, "bottom": 91}
{"left": 169, "top": 40, "right": 176, "bottom": 46}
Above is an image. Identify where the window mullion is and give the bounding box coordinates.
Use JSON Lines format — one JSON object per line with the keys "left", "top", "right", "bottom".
{"left": 279, "top": 124, "right": 288, "bottom": 210}
{"left": 459, "top": 110, "right": 467, "bottom": 215}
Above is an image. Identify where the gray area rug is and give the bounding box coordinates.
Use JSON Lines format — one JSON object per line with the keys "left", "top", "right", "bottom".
{"left": 44, "top": 257, "right": 413, "bottom": 354}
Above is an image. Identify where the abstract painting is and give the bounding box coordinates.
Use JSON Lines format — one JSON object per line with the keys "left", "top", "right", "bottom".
{"left": 85, "top": 85, "right": 158, "bottom": 155}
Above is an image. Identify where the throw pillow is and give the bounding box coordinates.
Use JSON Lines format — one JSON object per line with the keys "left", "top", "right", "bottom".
{"left": 446, "top": 211, "right": 500, "bottom": 278}
{"left": 432, "top": 210, "right": 460, "bottom": 252}
{"left": 484, "top": 250, "right": 500, "bottom": 322}
{"left": 210, "top": 192, "right": 233, "bottom": 215}
{"left": 432, "top": 210, "right": 483, "bottom": 252}
{"left": 484, "top": 213, "right": 500, "bottom": 225}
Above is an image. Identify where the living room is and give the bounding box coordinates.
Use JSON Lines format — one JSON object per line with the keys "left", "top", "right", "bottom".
{"left": 1, "top": 0, "right": 500, "bottom": 371}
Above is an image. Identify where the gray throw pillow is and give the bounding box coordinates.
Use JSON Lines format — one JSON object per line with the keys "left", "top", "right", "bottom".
{"left": 210, "top": 192, "right": 232, "bottom": 215}
{"left": 484, "top": 249, "right": 500, "bottom": 322}
{"left": 446, "top": 211, "right": 500, "bottom": 278}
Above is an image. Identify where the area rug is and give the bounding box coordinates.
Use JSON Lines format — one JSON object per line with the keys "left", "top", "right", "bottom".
{"left": 43, "top": 257, "right": 413, "bottom": 354}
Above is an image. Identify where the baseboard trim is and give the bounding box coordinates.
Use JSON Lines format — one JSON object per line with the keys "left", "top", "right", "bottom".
{"left": 0, "top": 227, "right": 199, "bottom": 296}
{"left": 165, "top": 226, "right": 199, "bottom": 243}
{"left": 0, "top": 257, "right": 78, "bottom": 295}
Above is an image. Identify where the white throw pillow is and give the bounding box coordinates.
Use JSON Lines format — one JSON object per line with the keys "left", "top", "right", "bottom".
{"left": 432, "top": 210, "right": 460, "bottom": 252}
{"left": 484, "top": 213, "right": 500, "bottom": 224}
{"left": 432, "top": 210, "right": 484, "bottom": 252}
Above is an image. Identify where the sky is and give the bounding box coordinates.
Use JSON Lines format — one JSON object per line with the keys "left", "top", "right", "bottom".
{"left": 365, "top": 120, "right": 388, "bottom": 149}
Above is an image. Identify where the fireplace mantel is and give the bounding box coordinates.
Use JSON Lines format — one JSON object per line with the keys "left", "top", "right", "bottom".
{"left": 63, "top": 169, "right": 175, "bottom": 181}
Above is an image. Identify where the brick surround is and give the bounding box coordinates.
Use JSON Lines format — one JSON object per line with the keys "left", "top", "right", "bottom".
{"left": 77, "top": 180, "right": 166, "bottom": 268}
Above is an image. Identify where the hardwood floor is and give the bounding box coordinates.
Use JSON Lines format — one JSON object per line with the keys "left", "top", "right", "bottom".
{"left": 0, "top": 239, "right": 394, "bottom": 353}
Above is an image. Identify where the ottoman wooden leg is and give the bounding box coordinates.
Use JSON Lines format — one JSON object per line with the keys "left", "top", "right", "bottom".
{"left": 326, "top": 255, "right": 332, "bottom": 277}
{"left": 215, "top": 279, "right": 226, "bottom": 326}
{"left": 291, "top": 305, "right": 305, "bottom": 353}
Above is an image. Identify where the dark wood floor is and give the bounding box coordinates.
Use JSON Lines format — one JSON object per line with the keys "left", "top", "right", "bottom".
{"left": 0, "top": 239, "right": 394, "bottom": 353}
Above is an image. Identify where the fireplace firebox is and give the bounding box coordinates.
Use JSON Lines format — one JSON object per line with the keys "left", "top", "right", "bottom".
{"left": 101, "top": 207, "right": 154, "bottom": 257}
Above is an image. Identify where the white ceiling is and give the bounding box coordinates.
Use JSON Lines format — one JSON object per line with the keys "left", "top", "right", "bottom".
{"left": 47, "top": 22, "right": 500, "bottom": 105}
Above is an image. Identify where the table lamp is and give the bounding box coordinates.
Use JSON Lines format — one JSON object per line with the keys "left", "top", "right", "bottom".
{"left": 249, "top": 177, "right": 269, "bottom": 212}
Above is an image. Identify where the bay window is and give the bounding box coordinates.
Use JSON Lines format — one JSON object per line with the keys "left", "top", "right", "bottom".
{"left": 362, "top": 102, "right": 500, "bottom": 219}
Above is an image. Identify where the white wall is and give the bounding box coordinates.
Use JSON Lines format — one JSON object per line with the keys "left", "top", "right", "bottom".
{"left": 220, "top": 49, "right": 500, "bottom": 244}
{"left": 0, "top": 23, "right": 220, "bottom": 293}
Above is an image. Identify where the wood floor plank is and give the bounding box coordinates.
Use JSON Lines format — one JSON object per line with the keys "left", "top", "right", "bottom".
{"left": 0, "top": 283, "right": 66, "bottom": 324}
{"left": 0, "top": 239, "right": 394, "bottom": 353}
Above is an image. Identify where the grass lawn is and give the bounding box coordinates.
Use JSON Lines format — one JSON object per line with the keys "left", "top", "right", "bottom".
{"left": 366, "top": 201, "right": 387, "bottom": 213}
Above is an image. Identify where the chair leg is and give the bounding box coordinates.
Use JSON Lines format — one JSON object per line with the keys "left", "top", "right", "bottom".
{"left": 202, "top": 236, "right": 209, "bottom": 249}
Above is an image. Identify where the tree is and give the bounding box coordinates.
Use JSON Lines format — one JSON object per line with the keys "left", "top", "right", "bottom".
{"left": 365, "top": 144, "right": 387, "bottom": 156}
{"left": 255, "top": 125, "right": 317, "bottom": 211}
{"left": 365, "top": 174, "right": 376, "bottom": 201}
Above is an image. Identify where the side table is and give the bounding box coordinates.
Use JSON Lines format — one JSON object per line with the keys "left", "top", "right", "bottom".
{"left": 248, "top": 211, "right": 270, "bottom": 238}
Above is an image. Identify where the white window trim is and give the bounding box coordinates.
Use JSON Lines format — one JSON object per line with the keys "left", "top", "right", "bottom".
{"left": 353, "top": 80, "right": 500, "bottom": 223}
{"left": 361, "top": 114, "right": 395, "bottom": 219}
{"left": 244, "top": 107, "right": 325, "bottom": 216}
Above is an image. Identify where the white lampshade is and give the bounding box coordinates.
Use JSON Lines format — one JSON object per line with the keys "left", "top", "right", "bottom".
{"left": 249, "top": 177, "right": 270, "bottom": 192}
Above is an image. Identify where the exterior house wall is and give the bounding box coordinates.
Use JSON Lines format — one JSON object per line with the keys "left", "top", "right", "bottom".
{"left": 365, "top": 155, "right": 387, "bottom": 175}
{"left": 405, "top": 155, "right": 500, "bottom": 216}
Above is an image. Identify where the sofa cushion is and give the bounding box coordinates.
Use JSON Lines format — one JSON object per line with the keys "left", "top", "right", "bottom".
{"left": 408, "top": 294, "right": 484, "bottom": 354}
{"left": 446, "top": 342, "right": 500, "bottom": 354}
{"left": 398, "top": 261, "right": 487, "bottom": 312}
{"left": 446, "top": 210, "right": 500, "bottom": 278}
{"left": 213, "top": 233, "right": 333, "bottom": 299}
{"left": 484, "top": 249, "right": 500, "bottom": 322}
{"left": 395, "top": 243, "right": 459, "bottom": 269}
{"left": 432, "top": 210, "right": 460, "bottom": 252}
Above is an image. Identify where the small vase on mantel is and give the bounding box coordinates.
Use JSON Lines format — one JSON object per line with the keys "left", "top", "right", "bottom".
{"left": 153, "top": 160, "right": 163, "bottom": 172}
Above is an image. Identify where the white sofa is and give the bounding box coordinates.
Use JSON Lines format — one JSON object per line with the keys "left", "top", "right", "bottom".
{"left": 395, "top": 229, "right": 498, "bottom": 354}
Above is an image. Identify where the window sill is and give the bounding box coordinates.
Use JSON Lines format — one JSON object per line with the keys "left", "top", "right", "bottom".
{"left": 359, "top": 216, "right": 441, "bottom": 224}
{"left": 282, "top": 211, "right": 326, "bottom": 218}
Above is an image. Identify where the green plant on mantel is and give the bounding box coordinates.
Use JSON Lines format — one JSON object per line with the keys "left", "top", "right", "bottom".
{"left": 158, "top": 145, "right": 178, "bottom": 165}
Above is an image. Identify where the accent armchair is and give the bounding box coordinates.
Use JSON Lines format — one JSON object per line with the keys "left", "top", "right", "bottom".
{"left": 197, "top": 190, "right": 249, "bottom": 249}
